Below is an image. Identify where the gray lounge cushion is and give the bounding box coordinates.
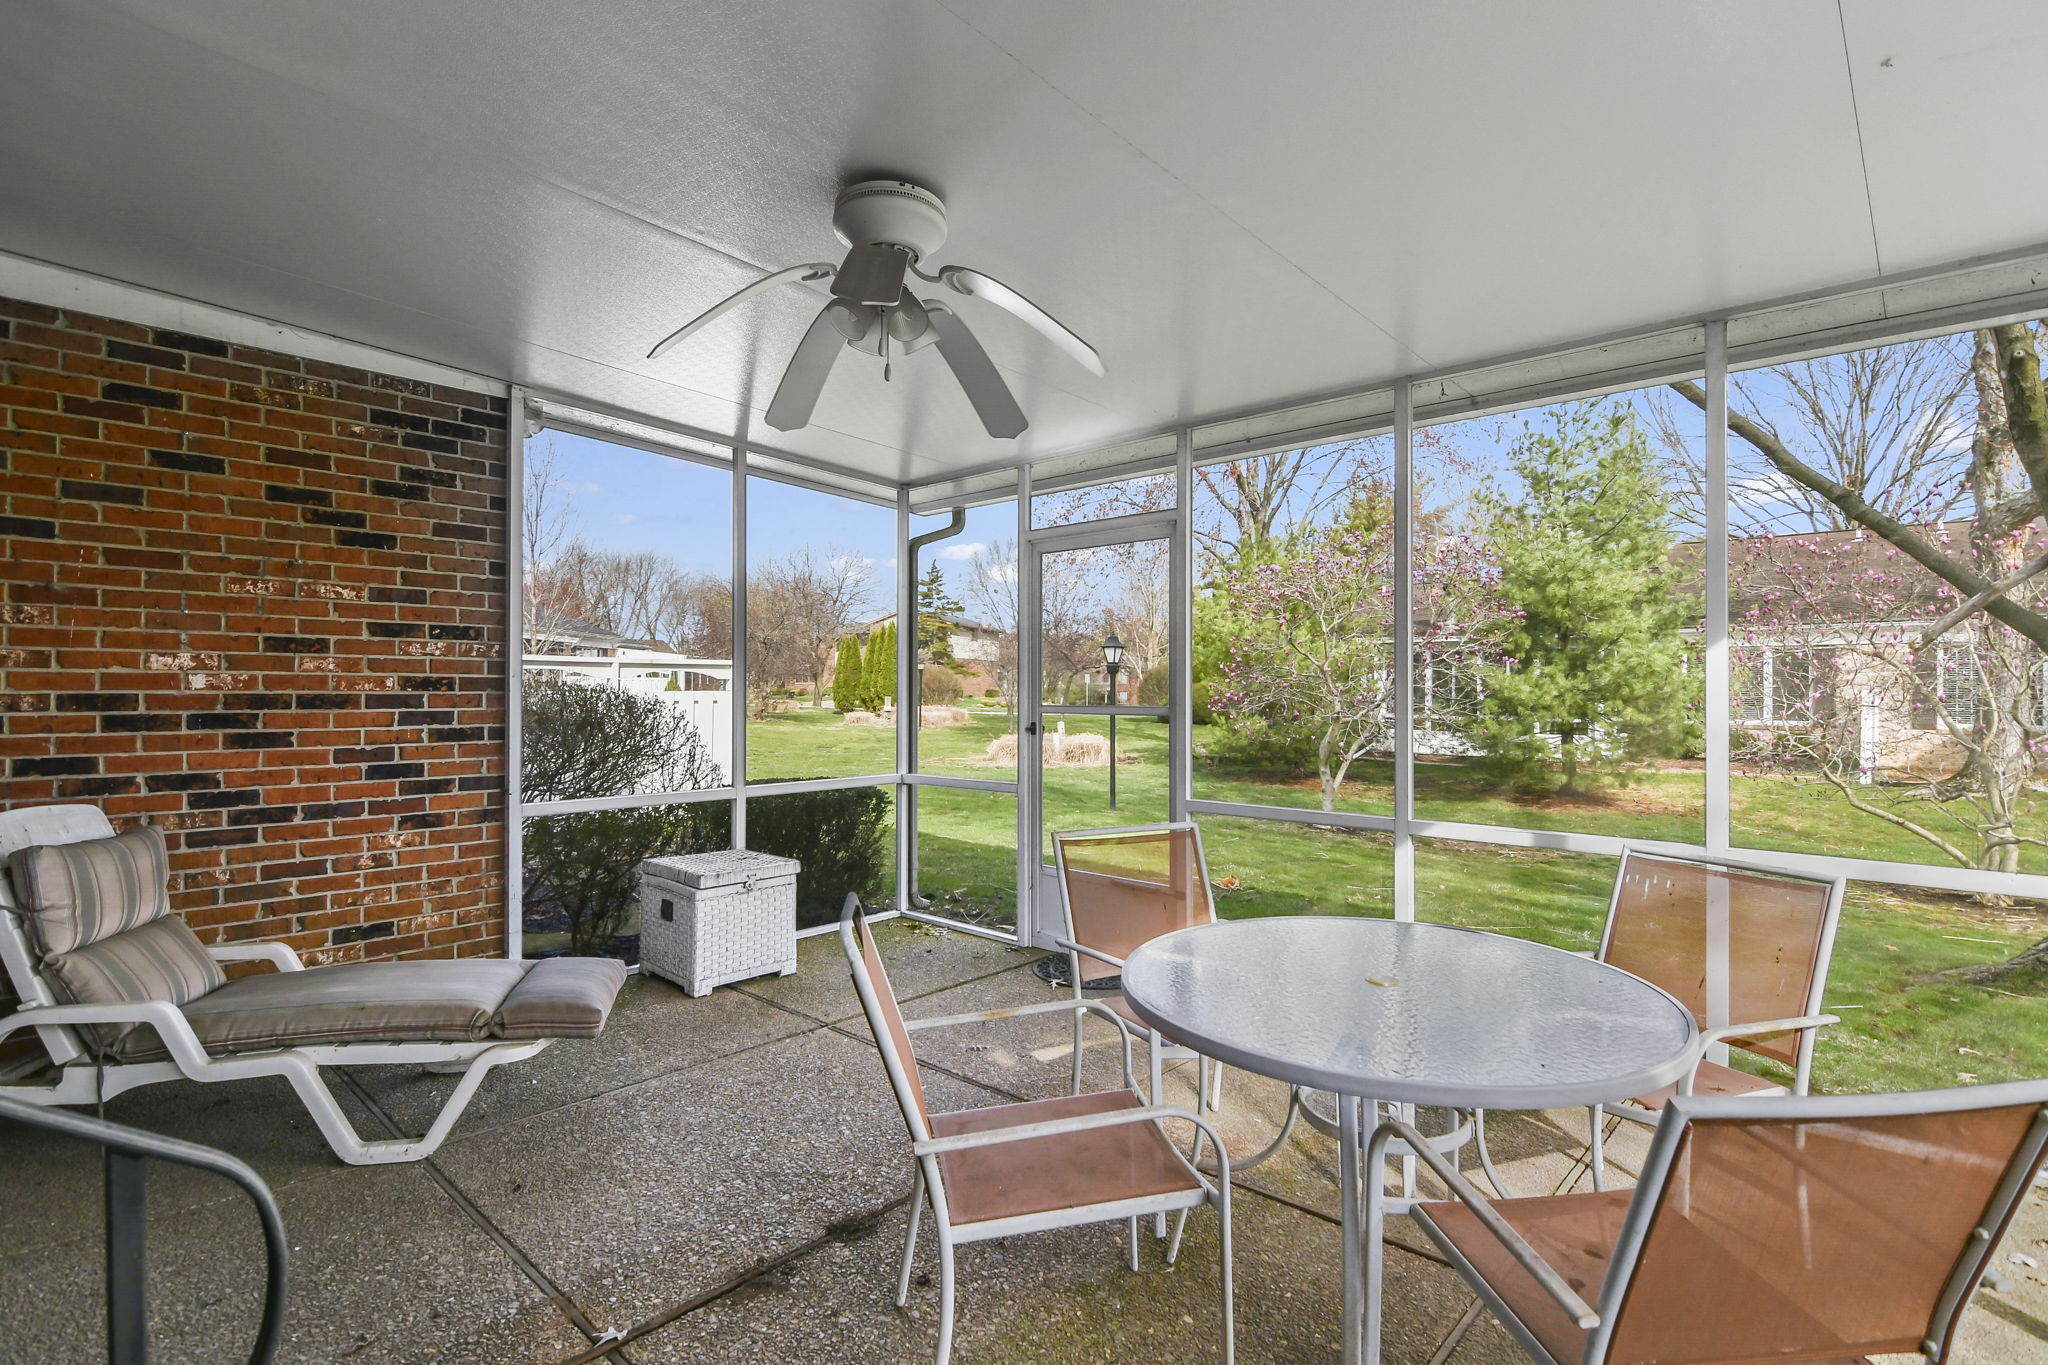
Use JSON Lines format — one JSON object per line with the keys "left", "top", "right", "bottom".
{"left": 112, "top": 955, "right": 627, "bottom": 1062}
{"left": 496, "top": 957, "right": 628, "bottom": 1039}
{"left": 8, "top": 824, "right": 225, "bottom": 1053}
{"left": 46, "top": 917, "right": 227, "bottom": 1054}
{"left": 9, "top": 824, "right": 172, "bottom": 955}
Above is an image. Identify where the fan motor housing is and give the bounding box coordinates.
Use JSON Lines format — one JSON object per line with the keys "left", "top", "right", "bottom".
{"left": 832, "top": 180, "right": 948, "bottom": 261}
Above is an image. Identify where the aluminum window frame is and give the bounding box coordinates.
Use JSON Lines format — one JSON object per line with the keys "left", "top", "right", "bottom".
{"left": 505, "top": 253, "right": 2048, "bottom": 961}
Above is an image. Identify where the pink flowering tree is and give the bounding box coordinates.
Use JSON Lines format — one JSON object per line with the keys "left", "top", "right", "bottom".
{"left": 1731, "top": 521, "right": 2047, "bottom": 879}
{"left": 1208, "top": 517, "right": 1502, "bottom": 810}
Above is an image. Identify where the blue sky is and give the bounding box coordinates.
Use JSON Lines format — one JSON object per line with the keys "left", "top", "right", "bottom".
{"left": 541, "top": 347, "right": 1963, "bottom": 615}
{"left": 535, "top": 428, "right": 1016, "bottom": 617}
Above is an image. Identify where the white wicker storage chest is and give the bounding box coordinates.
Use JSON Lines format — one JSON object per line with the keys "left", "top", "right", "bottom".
{"left": 638, "top": 850, "right": 800, "bottom": 997}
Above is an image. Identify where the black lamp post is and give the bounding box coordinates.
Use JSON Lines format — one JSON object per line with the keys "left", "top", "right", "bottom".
{"left": 1101, "top": 633, "right": 1125, "bottom": 811}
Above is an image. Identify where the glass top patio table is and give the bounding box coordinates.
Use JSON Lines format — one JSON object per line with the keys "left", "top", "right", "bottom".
{"left": 1119, "top": 915, "right": 1697, "bottom": 1110}
{"left": 1119, "top": 916, "right": 1699, "bottom": 1365}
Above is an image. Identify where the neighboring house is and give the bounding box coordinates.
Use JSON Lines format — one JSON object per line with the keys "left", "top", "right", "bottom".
{"left": 864, "top": 611, "right": 1009, "bottom": 696}
{"left": 524, "top": 602, "right": 647, "bottom": 657}
{"left": 1708, "top": 521, "right": 2038, "bottom": 779}
{"left": 1400, "top": 521, "right": 2043, "bottom": 777}
{"left": 524, "top": 599, "right": 731, "bottom": 692}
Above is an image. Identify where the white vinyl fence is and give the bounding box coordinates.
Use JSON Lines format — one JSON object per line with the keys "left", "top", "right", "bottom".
{"left": 524, "top": 653, "right": 735, "bottom": 787}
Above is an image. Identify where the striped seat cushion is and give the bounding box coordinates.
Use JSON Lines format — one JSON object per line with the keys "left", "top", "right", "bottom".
{"left": 45, "top": 917, "right": 227, "bottom": 1054}
{"left": 8, "top": 824, "right": 173, "bottom": 955}
{"left": 9, "top": 824, "right": 225, "bottom": 1054}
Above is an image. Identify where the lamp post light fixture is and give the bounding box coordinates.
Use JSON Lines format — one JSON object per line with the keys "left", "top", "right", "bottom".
{"left": 1101, "top": 633, "right": 1125, "bottom": 810}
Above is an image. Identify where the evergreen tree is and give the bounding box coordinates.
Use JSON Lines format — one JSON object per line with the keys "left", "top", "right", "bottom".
{"left": 916, "top": 563, "right": 964, "bottom": 668}
{"left": 1466, "top": 404, "right": 1695, "bottom": 792}
{"left": 862, "top": 622, "right": 897, "bottom": 710}
{"left": 830, "top": 634, "right": 866, "bottom": 711}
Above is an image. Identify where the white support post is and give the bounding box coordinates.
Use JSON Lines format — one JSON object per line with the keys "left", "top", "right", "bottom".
{"left": 1704, "top": 320, "right": 1731, "bottom": 857}
{"left": 1171, "top": 429, "right": 1193, "bottom": 824}
{"left": 1016, "top": 462, "right": 1040, "bottom": 944}
{"left": 1392, "top": 382, "right": 1416, "bottom": 921}
{"left": 731, "top": 446, "right": 749, "bottom": 849}
{"left": 897, "top": 489, "right": 915, "bottom": 912}
{"left": 504, "top": 385, "right": 529, "bottom": 958}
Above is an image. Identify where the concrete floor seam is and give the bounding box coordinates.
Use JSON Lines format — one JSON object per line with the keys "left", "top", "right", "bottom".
{"left": 542, "top": 1190, "right": 919, "bottom": 1365}
{"left": 338, "top": 1073, "right": 638, "bottom": 1365}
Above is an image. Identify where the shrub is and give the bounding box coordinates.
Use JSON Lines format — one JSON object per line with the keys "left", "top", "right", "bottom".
{"left": 1135, "top": 665, "right": 1168, "bottom": 706}
{"left": 984, "top": 688, "right": 1000, "bottom": 698}
{"left": 746, "top": 786, "right": 893, "bottom": 928}
{"left": 523, "top": 803, "right": 730, "bottom": 956}
{"left": 921, "top": 664, "right": 964, "bottom": 703}
{"left": 520, "top": 672, "right": 724, "bottom": 955}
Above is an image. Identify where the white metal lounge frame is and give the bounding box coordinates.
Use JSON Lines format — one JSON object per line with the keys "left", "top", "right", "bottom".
{"left": 839, "top": 896, "right": 1234, "bottom": 1365}
{"left": 1051, "top": 821, "right": 1225, "bottom": 1116}
{"left": 0, "top": 807, "right": 553, "bottom": 1166}
{"left": 1377, "top": 1079, "right": 2048, "bottom": 1365}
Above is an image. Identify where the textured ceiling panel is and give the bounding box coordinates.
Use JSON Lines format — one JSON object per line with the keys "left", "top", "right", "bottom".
{"left": 0, "top": 1, "right": 2040, "bottom": 488}
{"left": 1837, "top": 1, "right": 2048, "bottom": 275}
{"left": 939, "top": 0, "right": 1879, "bottom": 370}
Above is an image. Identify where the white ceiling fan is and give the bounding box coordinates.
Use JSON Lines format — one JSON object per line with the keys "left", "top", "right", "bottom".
{"left": 646, "top": 180, "right": 1103, "bottom": 439}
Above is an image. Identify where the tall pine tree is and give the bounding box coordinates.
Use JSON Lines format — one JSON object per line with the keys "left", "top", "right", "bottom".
{"left": 916, "top": 563, "right": 964, "bottom": 668}
{"left": 830, "top": 634, "right": 866, "bottom": 711}
{"left": 1466, "top": 404, "right": 1695, "bottom": 792}
{"left": 862, "top": 622, "right": 897, "bottom": 711}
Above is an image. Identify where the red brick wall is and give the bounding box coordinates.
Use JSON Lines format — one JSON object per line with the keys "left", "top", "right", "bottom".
{"left": 0, "top": 296, "right": 509, "bottom": 970}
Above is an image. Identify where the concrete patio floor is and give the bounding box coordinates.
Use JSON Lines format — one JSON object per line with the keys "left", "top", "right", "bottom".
{"left": 3, "top": 919, "right": 2047, "bottom": 1364}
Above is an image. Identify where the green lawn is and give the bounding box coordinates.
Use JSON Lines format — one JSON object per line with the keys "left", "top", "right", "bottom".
{"left": 746, "top": 706, "right": 2048, "bottom": 1095}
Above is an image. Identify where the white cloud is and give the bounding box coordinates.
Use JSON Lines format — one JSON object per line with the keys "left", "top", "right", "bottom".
{"left": 936, "top": 541, "right": 987, "bottom": 561}
{"left": 610, "top": 512, "right": 643, "bottom": 526}
{"left": 1731, "top": 471, "right": 1801, "bottom": 507}
{"left": 1912, "top": 404, "right": 1974, "bottom": 459}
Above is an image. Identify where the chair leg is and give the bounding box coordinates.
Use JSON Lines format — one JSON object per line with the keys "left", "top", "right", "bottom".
{"left": 1187, "top": 1055, "right": 1213, "bottom": 1172}
{"left": 1217, "top": 1188, "right": 1236, "bottom": 1365}
{"left": 1128, "top": 1215, "right": 1141, "bottom": 1271}
{"left": 935, "top": 1227, "right": 956, "bottom": 1365}
{"left": 1207, "top": 1057, "right": 1225, "bottom": 1112}
{"left": 1587, "top": 1104, "right": 1607, "bottom": 1192}
{"left": 897, "top": 1165, "right": 925, "bottom": 1308}
{"left": 1070, "top": 1003, "right": 1085, "bottom": 1097}
{"left": 1150, "top": 1038, "right": 1170, "bottom": 1239}
{"left": 1472, "top": 1108, "right": 1511, "bottom": 1197}
{"left": 1167, "top": 1207, "right": 1190, "bottom": 1266}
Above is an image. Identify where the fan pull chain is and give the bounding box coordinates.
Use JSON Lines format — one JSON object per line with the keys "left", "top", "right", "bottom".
{"left": 882, "top": 324, "right": 892, "bottom": 382}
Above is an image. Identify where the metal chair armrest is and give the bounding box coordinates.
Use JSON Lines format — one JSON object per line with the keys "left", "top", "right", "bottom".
{"left": 1696, "top": 1013, "right": 1837, "bottom": 1048}
{"left": 1677, "top": 1014, "right": 1838, "bottom": 1096}
{"left": 903, "top": 997, "right": 1132, "bottom": 1033}
{"left": 206, "top": 942, "right": 305, "bottom": 972}
{"left": 903, "top": 997, "right": 1139, "bottom": 1090}
{"left": 1050, "top": 937, "right": 1126, "bottom": 969}
{"left": 1373, "top": 1118, "right": 1600, "bottom": 1330}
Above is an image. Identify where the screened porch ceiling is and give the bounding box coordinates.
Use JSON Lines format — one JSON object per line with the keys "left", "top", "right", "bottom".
{"left": 4, "top": 2, "right": 2047, "bottom": 493}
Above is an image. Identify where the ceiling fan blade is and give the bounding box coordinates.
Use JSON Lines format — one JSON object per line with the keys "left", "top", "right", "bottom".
{"left": 764, "top": 301, "right": 851, "bottom": 432}
{"left": 924, "top": 302, "right": 1028, "bottom": 439}
{"left": 647, "top": 262, "right": 836, "bottom": 360}
{"left": 930, "top": 264, "right": 1105, "bottom": 377}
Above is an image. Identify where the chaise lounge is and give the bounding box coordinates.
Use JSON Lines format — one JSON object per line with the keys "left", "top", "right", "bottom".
{"left": 0, "top": 804, "right": 626, "bottom": 1165}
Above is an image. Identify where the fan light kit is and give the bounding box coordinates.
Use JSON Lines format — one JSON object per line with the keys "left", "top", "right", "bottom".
{"left": 647, "top": 180, "right": 1103, "bottom": 439}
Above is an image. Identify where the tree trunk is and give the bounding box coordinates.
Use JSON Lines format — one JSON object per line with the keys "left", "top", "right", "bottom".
{"left": 1955, "top": 933, "right": 2048, "bottom": 984}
